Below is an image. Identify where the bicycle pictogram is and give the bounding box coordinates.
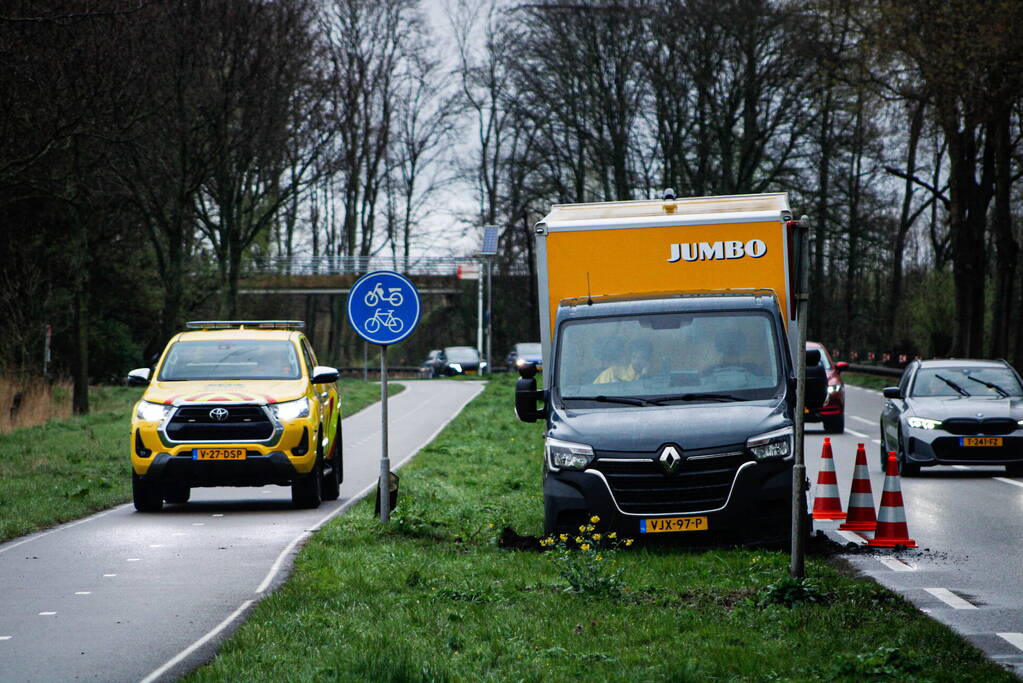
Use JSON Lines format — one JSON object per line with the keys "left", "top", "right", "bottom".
{"left": 364, "top": 282, "right": 404, "bottom": 308}
{"left": 364, "top": 309, "right": 404, "bottom": 335}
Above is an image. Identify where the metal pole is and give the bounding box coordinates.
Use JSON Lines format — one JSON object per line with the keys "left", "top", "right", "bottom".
{"left": 791, "top": 216, "right": 811, "bottom": 578}
{"left": 363, "top": 341, "right": 368, "bottom": 382}
{"left": 379, "top": 345, "right": 391, "bottom": 522}
{"left": 485, "top": 259, "right": 493, "bottom": 375}
{"left": 476, "top": 262, "right": 484, "bottom": 365}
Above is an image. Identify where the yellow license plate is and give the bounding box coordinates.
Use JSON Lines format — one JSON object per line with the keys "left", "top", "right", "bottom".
{"left": 193, "top": 448, "right": 246, "bottom": 460}
{"left": 466, "top": 369, "right": 477, "bottom": 375}
{"left": 640, "top": 516, "right": 708, "bottom": 534}
{"left": 960, "top": 437, "right": 1002, "bottom": 447}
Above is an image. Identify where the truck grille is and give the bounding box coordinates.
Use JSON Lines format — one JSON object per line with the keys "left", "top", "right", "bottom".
{"left": 166, "top": 405, "right": 274, "bottom": 442}
{"left": 589, "top": 448, "right": 745, "bottom": 514}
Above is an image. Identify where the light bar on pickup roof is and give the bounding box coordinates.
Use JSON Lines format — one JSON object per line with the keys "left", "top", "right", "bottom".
{"left": 185, "top": 320, "right": 305, "bottom": 330}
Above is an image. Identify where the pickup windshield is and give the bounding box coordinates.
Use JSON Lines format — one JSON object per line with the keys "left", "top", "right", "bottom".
{"left": 557, "top": 310, "right": 783, "bottom": 405}
{"left": 158, "top": 340, "right": 302, "bottom": 381}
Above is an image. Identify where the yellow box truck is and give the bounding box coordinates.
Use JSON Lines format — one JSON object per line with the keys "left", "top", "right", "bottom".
{"left": 515, "top": 192, "right": 823, "bottom": 543}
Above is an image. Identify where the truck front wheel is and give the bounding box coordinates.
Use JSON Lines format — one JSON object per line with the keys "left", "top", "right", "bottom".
{"left": 292, "top": 457, "right": 323, "bottom": 509}
{"left": 132, "top": 472, "right": 163, "bottom": 512}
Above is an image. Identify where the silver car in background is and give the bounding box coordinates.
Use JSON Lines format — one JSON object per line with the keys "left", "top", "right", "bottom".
{"left": 880, "top": 359, "right": 1023, "bottom": 476}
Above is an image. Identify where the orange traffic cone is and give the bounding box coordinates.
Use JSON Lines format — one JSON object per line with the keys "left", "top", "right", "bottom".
{"left": 839, "top": 443, "right": 877, "bottom": 532}
{"left": 867, "top": 452, "right": 918, "bottom": 548}
{"left": 812, "top": 437, "right": 846, "bottom": 520}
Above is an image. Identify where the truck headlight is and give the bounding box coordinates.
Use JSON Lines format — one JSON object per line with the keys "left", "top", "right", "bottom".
{"left": 449, "top": 363, "right": 462, "bottom": 373}
{"left": 546, "top": 437, "right": 594, "bottom": 471}
{"left": 907, "top": 416, "right": 942, "bottom": 430}
{"left": 747, "top": 427, "right": 793, "bottom": 461}
{"left": 136, "top": 401, "right": 171, "bottom": 422}
{"left": 272, "top": 398, "right": 310, "bottom": 422}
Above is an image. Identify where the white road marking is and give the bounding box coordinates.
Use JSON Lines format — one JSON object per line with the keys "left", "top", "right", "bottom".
{"left": 192, "top": 523, "right": 204, "bottom": 526}
{"left": 0, "top": 505, "right": 128, "bottom": 555}
{"left": 871, "top": 439, "right": 881, "bottom": 444}
{"left": 924, "top": 587, "right": 977, "bottom": 609}
{"left": 38, "top": 612, "right": 56, "bottom": 616}
{"left": 172, "top": 532, "right": 187, "bottom": 536}
{"left": 126, "top": 558, "right": 140, "bottom": 562}
{"left": 835, "top": 530, "right": 866, "bottom": 545}
{"left": 212, "top": 514, "right": 224, "bottom": 518}
{"left": 0, "top": 636, "right": 11, "bottom": 640}
{"left": 999, "top": 633, "right": 1023, "bottom": 652}
{"left": 846, "top": 428, "right": 869, "bottom": 439}
{"left": 103, "top": 574, "right": 116, "bottom": 578}
{"left": 148, "top": 544, "right": 163, "bottom": 548}
{"left": 74, "top": 592, "right": 90, "bottom": 595}
{"left": 994, "top": 477, "right": 1023, "bottom": 489}
{"left": 850, "top": 415, "right": 875, "bottom": 426}
{"left": 878, "top": 557, "right": 916, "bottom": 572}
{"left": 139, "top": 600, "right": 254, "bottom": 683}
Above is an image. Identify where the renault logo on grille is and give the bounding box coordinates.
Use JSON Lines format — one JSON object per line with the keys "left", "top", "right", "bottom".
{"left": 658, "top": 445, "right": 682, "bottom": 475}
{"left": 209, "top": 408, "right": 229, "bottom": 421}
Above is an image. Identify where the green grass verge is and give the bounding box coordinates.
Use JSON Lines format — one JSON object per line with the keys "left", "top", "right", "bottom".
{"left": 842, "top": 372, "right": 896, "bottom": 391}
{"left": 187, "top": 374, "right": 1012, "bottom": 682}
{"left": 0, "top": 379, "right": 402, "bottom": 543}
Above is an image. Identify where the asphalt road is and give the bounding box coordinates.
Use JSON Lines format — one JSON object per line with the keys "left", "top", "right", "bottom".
{"left": 0, "top": 380, "right": 485, "bottom": 683}
{"left": 808, "top": 383, "right": 1023, "bottom": 676}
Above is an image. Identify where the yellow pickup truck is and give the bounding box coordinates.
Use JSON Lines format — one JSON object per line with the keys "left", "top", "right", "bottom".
{"left": 127, "top": 321, "right": 341, "bottom": 511}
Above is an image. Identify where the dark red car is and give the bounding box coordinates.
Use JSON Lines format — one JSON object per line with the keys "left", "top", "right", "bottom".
{"left": 806, "top": 342, "right": 847, "bottom": 433}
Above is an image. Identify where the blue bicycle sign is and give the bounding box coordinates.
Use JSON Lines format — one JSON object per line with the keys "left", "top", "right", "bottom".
{"left": 346, "top": 271, "right": 420, "bottom": 345}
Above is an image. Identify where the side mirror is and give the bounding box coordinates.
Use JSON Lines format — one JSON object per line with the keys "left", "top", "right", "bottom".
{"left": 515, "top": 372, "right": 545, "bottom": 423}
{"left": 882, "top": 387, "right": 902, "bottom": 399}
{"left": 312, "top": 365, "right": 339, "bottom": 384}
{"left": 804, "top": 361, "right": 828, "bottom": 410}
{"left": 518, "top": 362, "right": 538, "bottom": 380}
{"left": 805, "top": 349, "right": 822, "bottom": 367}
{"left": 127, "top": 368, "right": 151, "bottom": 386}
{"left": 835, "top": 361, "right": 849, "bottom": 372}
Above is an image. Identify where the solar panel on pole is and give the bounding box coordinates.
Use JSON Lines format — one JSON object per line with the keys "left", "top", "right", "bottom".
{"left": 481, "top": 225, "right": 499, "bottom": 255}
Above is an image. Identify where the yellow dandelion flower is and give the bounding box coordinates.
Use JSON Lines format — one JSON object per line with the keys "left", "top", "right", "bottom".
{"left": 595, "top": 555, "right": 603, "bottom": 562}
{"left": 625, "top": 538, "right": 634, "bottom": 546}
{"left": 575, "top": 536, "right": 584, "bottom": 544}
{"left": 579, "top": 525, "right": 586, "bottom": 532}
{"left": 590, "top": 515, "right": 600, "bottom": 523}
{"left": 488, "top": 523, "right": 494, "bottom": 529}
{"left": 608, "top": 532, "right": 617, "bottom": 539}
{"left": 559, "top": 534, "right": 568, "bottom": 541}
{"left": 586, "top": 525, "right": 595, "bottom": 532}
{"left": 580, "top": 543, "right": 591, "bottom": 551}
{"left": 592, "top": 533, "right": 602, "bottom": 541}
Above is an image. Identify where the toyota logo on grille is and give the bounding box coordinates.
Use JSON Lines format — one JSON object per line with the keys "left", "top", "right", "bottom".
{"left": 209, "top": 408, "right": 229, "bottom": 421}
{"left": 658, "top": 445, "right": 682, "bottom": 475}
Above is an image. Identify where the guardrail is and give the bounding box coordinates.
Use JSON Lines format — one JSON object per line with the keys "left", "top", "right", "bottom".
{"left": 845, "top": 363, "right": 904, "bottom": 377}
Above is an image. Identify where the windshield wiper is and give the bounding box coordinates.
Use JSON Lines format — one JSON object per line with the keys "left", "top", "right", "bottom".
{"left": 654, "top": 392, "right": 743, "bottom": 403}
{"left": 564, "top": 395, "right": 656, "bottom": 406}
{"left": 935, "top": 374, "right": 971, "bottom": 397}
{"left": 966, "top": 376, "right": 1010, "bottom": 397}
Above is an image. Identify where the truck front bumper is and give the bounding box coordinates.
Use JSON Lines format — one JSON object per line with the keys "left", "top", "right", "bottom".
{"left": 544, "top": 459, "right": 793, "bottom": 544}
{"left": 138, "top": 450, "right": 306, "bottom": 487}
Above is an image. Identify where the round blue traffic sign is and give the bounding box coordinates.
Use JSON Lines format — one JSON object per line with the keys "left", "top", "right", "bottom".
{"left": 346, "top": 270, "right": 420, "bottom": 345}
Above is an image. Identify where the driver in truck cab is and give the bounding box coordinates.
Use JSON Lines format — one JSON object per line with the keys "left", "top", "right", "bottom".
{"left": 595, "top": 339, "right": 653, "bottom": 384}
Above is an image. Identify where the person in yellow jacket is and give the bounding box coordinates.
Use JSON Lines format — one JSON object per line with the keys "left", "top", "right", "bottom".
{"left": 594, "top": 339, "right": 653, "bottom": 384}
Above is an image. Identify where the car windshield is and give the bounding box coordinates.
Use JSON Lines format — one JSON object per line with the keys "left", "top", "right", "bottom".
{"left": 556, "top": 310, "right": 783, "bottom": 405}
{"left": 158, "top": 340, "right": 302, "bottom": 381}
{"left": 445, "top": 347, "right": 479, "bottom": 362}
{"left": 516, "top": 343, "right": 541, "bottom": 356}
{"left": 911, "top": 367, "right": 1023, "bottom": 398}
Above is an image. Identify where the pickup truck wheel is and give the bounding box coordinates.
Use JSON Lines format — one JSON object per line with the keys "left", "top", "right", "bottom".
{"left": 292, "top": 457, "right": 322, "bottom": 509}
{"left": 163, "top": 485, "right": 190, "bottom": 504}
{"left": 132, "top": 472, "right": 163, "bottom": 512}
{"left": 321, "top": 423, "right": 342, "bottom": 501}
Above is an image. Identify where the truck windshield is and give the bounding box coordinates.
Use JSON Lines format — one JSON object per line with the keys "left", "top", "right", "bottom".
{"left": 158, "top": 340, "right": 302, "bottom": 381}
{"left": 556, "top": 311, "right": 783, "bottom": 404}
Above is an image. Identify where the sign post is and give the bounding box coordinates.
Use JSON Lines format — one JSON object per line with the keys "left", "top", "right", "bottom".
{"left": 346, "top": 270, "right": 421, "bottom": 522}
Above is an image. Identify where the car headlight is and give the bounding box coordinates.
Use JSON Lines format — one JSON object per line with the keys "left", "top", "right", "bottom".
{"left": 516, "top": 357, "right": 527, "bottom": 367}
{"left": 827, "top": 383, "right": 842, "bottom": 394}
{"left": 449, "top": 363, "right": 462, "bottom": 373}
{"left": 546, "top": 437, "right": 594, "bottom": 471}
{"left": 907, "top": 416, "right": 942, "bottom": 430}
{"left": 272, "top": 397, "right": 310, "bottom": 422}
{"left": 480, "top": 361, "right": 488, "bottom": 368}
{"left": 747, "top": 427, "right": 793, "bottom": 461}
{"left": 136, "top": 401, "right": 171, "bottom": 422}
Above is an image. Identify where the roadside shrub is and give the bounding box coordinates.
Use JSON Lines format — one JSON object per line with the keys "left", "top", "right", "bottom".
{"left": 540, "top": 515, "right": 633, "bottom": 595}
{"left": 755, "top": 576, "right": 830, "bottom": 608}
